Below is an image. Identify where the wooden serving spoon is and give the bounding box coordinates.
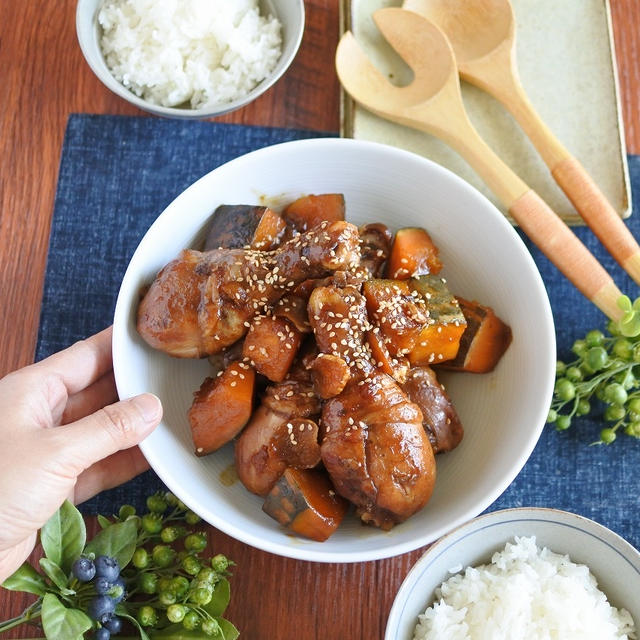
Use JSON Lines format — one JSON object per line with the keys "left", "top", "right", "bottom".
{"left": 403, "top": 0, "right": 640, "bottom": 285}
{"left": 335, "top": 7, "right": 625, "bottom": 320}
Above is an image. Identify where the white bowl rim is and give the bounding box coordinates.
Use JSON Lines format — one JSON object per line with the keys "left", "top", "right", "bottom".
{"left": 113, "top": 137, "right": 556, "bottom": 563}
{"left": 385, "top": 506, "right": 640, "bottom": 638}
{"left": 75, "top": 0, "right": 306, "bottom": 119}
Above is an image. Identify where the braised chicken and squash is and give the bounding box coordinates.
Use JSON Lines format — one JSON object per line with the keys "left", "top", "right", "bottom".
{"left": 136, "top": 194, "right": 512, "bottom": 541}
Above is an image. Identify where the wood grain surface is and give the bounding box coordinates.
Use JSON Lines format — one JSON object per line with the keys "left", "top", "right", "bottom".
{"left": 0, "top": 1, "right": 638, "bottom": 638}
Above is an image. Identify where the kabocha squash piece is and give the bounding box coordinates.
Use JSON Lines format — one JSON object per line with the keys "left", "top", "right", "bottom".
{"left": 188, "top": 362, "right": 255, "bottom": 456}
{"left": 204, "top": 204, "right": 285, "bottom": 251}
{"left": 367, "top": 330, "right": 410, "bottom": 384}
{"left": 438, "top": 298, "right": 512, "bottom": 373}
{"left": 387, "top": 227, "right": 442, "bottom": 279}
{"left": 309, "top": 353, "right": 351, "bottom": 399}
{"left": 362, "top": 279, "right": 431, "bottom": 356}
{"left": 408, "top": 275, "right": 467, "bottom": 365}
{"left": 262, "top": 468, "right": 349, "bottom": 542}
{"left": 402, "top": 366, "right": 463, "bottom": 454}
{"left": 283, "top": 194, "right": 346, "bottom": 232}
{"left": 243, "top": 315, "right": 302, "bottom": 382}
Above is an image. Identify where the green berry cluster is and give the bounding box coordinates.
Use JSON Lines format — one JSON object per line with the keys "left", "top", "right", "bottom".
{"left": 549, "top": 319, "right": 640, "bottom": 444}
{"left": 120, "top": 491, "right": 234, "bottom": 637}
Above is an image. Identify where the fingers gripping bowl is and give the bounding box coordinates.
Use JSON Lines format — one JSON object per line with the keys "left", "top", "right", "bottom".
{"left": 112, "top": 139, "right": 555, "bottom": 563}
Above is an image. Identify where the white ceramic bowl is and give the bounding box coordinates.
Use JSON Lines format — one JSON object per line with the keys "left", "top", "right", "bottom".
{"left": 386, "top": 507, "right": 640, "bottom": 639}
{"left": 112, "top": 138, "right": 556, "bottom": 563}
{"left": 76, "top": 0, "right": 305, "bottom": 119}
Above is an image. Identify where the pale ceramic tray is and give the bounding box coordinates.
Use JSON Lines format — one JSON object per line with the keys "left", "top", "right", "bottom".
{"left": 340, "top": 0, "right": 632, "bottom": 223}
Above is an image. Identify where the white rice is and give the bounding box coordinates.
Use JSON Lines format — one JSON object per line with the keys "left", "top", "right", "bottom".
{"left": 414, "top": 536, "right": 637, "bottom": 640}
{"left": 98, "top": 0, "right": 282, "bottom": 109}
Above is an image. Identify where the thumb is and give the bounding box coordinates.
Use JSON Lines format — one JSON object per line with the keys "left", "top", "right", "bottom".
{"left": 49, "top": 393, "right": 163, "bottom": 475}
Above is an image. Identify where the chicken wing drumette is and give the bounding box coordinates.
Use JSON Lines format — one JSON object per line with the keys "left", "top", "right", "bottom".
{"left": 308, "top": 285, "right": 436, "bottom": 530}
{"left": 137, "top": 221, "right": 361, "bottom": 358}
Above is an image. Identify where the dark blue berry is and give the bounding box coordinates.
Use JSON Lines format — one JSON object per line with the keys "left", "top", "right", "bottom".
{"left": 94, "top": 576, "right": 112, "bottom": 595}
{"left": 72, "top": 557, "right": 96, "bottom": 582}
{"left": 88, "top": 595, "right": 115, "bottom": 624}
{"left": 95, "top": 628, "right": 110, "bottom": 640}
{"left": 95, "top": 556, "right": 120, "bottom": 582}
{"left": 104, "top": 616, "right": 122, "bottom": 634}
{"left": 109, "top": 577, "right": 126, "bottom": 604}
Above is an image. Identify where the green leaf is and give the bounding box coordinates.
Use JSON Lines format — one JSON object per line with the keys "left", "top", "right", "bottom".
{"left": 217, "top": 617, "right": 240, "bottom": 640}
{"left": 84, "top": 519, "right": 138, "bottom": 569}
{"left": 118, "top": 612, "right": 151, "bottom": 640}
{"left": 617, "top": 295, "right": 632, "bottom": 311}
{"left": 39, "top": 558, "right": 74, "bottom": 595}
{"left": 149, "top": 625, "right": 208, "bottom": 639}
{"left": 203, "top": 578, "right": 231, "bottom": 617}
{"left": 41, "top": 593, "right": 92, "bottom": 640}
{"left": 40, "top": 500, "right": 86, "bottom": 574}
{"left": 97, "top": 514, "right": 112, "bottom": 529}
{"left": 632, "top": 297, "right": 640, "bottom": 312}
{"left": 2, "top": 562, "right": 47, "bottom": 596}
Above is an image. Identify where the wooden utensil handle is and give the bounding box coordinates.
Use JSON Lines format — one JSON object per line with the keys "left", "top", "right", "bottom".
{"left": 552, "top": 155, "right": 640, "bottom": 283}
{"left": 510, "top": 189, "right": 624, "bottom": 321}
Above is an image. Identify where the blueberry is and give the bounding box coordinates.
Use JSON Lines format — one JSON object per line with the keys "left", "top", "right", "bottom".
{"left": 88, "top": 595, "right": 115, "bottom": 624}
{"left": 104, "top": 616, "right": 122, "bottom": 634}
{"left": 95, "top": 556, "right": 120, "bottom": 582}
{"left": 94, "top": 576, "right": 112, "bottom": 595}
{"left": 72, "top": 557, "right": 96, "bottom": 582}
{"left": 95, "top": 628, "right": 110, "bottom": 640}
{"left": 109, "top": 577, "right": 126, "bottom": 604}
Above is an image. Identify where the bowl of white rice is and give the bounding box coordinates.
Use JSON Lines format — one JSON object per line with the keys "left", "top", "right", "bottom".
{"left": 386, "top": 507, "right": 640, "bottom": 640}
{"left": 76, "top": 0, "right": 305, "bottom": 118}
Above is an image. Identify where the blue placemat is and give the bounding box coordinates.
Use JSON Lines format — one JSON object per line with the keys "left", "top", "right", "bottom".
{"left": 37, "top": 114, "right": 640, "bottom": 547}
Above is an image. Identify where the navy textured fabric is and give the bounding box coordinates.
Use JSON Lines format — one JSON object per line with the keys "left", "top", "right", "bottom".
{"left": 36, "top": 114, "right": 639, "bottom": 546}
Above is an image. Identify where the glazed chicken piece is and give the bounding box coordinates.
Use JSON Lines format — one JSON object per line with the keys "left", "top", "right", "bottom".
{"left": 402, "top": 366, "right": 464, "bottom": 454}
{"left": 235, "top": 366, "right": 322, "bottom": 496}
{"left": 137, "top": 221, "right": 361, "bottom": 358}
{"left": 358, "top": 223, "right": 393, "bottom": 278}
{"left": 308, "top": 285, "right": 436, "bottom": 529}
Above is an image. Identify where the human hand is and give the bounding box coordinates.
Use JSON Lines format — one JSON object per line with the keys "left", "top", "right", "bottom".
{"left": 0, "top": 327, "right": 162, "bottom": 582}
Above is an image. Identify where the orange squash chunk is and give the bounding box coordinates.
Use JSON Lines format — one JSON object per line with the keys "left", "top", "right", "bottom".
{"left": 387, "top": 227, "right": 443, "bottom": 279}
{"left": 262, "top": 468, "right": 349, "bottom": 542}
{"left": 242, "top": 315, "right": 302, "bottom": 382}
{"left": 188, "top": 362, "right": 255, "bottom": 456}
{"left": 366, "top": 330, "right": 410, "bottom": 384}
{"left": 251, "top": 207, "right": 286, "bottom": 250}
{"left": 283, "top": 194, "right": 345, "bottom": 232}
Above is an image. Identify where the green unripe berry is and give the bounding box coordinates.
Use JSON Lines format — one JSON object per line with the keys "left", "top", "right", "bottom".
{"left": 546, "top": 409, "right": 558, "bottom": 423}
{"left": 184, "top": 532, "right": 207, "bottom": 552}
{"left": 138, "top": 572, "right": 158, "bottom": 595}
{"left": 554, "top": 378, "right": 576, "bottom": 402}
{"left": 167, "top": 604, "right": 188, "bottom": 623}
{"left": 555, "top": 415, "right": 571, "bottom": 431}
{"left": 585, "top": 346, "right": 608, "bottom": 372}
{"left": 185, "top": 510, "right": 201, "bottom": 525}
{"left": 572, "top": 339, "right": 587, "bottom": 357}
{"left": 159, "top": 589, "right": 177, "bottom": 606}
{"left": 604, "top": 404, "right": 626, "bottom": 422}
{"left": 141, "top": 513, "right": 163, "bottom": 534}
{"left": 197, "top": 567, "right": 217, "bottom": 584}
{"left": 600, "top": 428, "right": 617, "bottom": 444}
{"left": 161, "top": 526, "right": 185, "bottom": 543}
{"left": 628, "top": 398, "right": 640, "bottom": 414}
{"left": 585, "top": 329, "right": 605, "bottom": 347}
{"left": 211, "top": 554, "right": 230, "bottom": 573}
{"left": 613, "top": 338, "right": 633, "bottom": 360}
{"left": 190, "top": 586, "right": 213, "bottom": 605}
{"left": 202, "top": 618, "right": 222, "bottom": 637}
{"left": 182, "top": 610, "right": 200, "bottom": 631}
{"left": 576, "top": 398, "right": 591, "bottom": 416}
{"left": 624, "top": 421, "right": 640, "bottom": 438}
{"left": 565, "top": 366, "right": 583, "bottom": 382}
{"left": 556, "top": 360, "right": 567, "bottom": 376}
{"left": 152, "top": 544, "right": 176, "bottom": 568}
{"left": 157, "top": 576, "right": 173, "bottom": 594}
{"left": 132, "top": 547, "right": 149, "bottom": 569}
{"left": 182, "top": 555, "right": 202, "bottom": 576}
{"left": 604, "top": 382, "right": 628, "bottom": 406}
{"left": 165, "top": 491, "right": 179, "bottom": 506}
{"left": 119, "top": 504, "right": 136, "bottom": 520}
{"left": 171, "top": 576, "right": 190, "bottom": 599}
{"left": 138, "top": 606, "right": 157, "bottom": 627}
{"left": 615, "top": 369, "right": 637, "bottom": 390}
{"left": 608, "top": 319, "right": 622, "bottom": 336}
{"left": 147, "top": 494, "right": 168, "bottom": 514}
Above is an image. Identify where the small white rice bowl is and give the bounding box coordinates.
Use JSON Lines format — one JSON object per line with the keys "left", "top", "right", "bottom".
{"left": 414, "top": 536, "right": 636, "bottom": 640}
{"left": 98, "top": 0, "right": 282, "bottom": 109}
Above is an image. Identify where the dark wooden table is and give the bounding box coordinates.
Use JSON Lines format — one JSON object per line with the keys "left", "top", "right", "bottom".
{"left": 1, "top": 1, "right": 639, "bottom": 638}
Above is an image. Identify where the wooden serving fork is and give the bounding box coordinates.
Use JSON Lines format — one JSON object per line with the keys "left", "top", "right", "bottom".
{"left": 403, "top": 0, "right": 640, "bottom": 286}
{"left": 336, "top": 7, "right": 625, "bottom": 320}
